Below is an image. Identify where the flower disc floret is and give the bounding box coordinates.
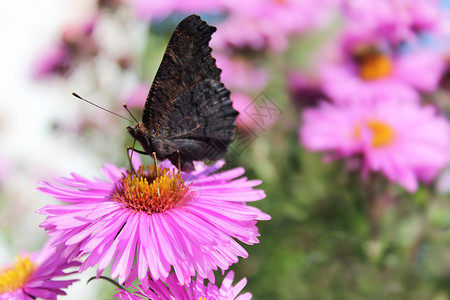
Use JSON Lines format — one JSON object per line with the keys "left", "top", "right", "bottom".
{"left": 366, "top": 120, "right": 394, "bottom": 147}
{"left": 0, "top": 256, "right": 35, "bottom": 294}
{"left": 358, "top": 53, "right": 393, "bottom": 81}
{"left": 111, "top": 166, "right": 193, "bottom": 214}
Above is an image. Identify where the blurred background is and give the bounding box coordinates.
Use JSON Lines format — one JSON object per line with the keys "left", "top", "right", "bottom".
{"left": 1, "top": 0, "right": 450, "bottom": 299}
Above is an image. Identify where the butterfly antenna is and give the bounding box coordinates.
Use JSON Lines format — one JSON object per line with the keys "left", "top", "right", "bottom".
{"left": 72, "top": 92, "right": 133, "bottom": 123}
{"left": 152, "top": 152, "right": 161, "bottom": 197}
{"left": 122, "top": 103, "right": 139, "bottom": 123}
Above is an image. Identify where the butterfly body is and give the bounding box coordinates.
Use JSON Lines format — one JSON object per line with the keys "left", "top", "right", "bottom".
{"left": 128, "top": 15, "right": 238, "bottom": 171}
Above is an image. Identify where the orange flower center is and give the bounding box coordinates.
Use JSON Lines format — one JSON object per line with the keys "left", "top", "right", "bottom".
{"left": 358, "top": 53, "right": 393, "bottom": 81}
{"left": 353, "top": 120, "right": 395, "bottom": 148}
{"left": 0, "top": 256, "right": 35, "bottom": 294}
{"left": 367, "top": 120, "right": 395, "bottom": 147}
{"left": 110, "top": 165, "right": 193, "bottom": 214}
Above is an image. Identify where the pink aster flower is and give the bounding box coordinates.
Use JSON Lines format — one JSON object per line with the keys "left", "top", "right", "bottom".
{"left": 231, "top": 92, "right": 257, "bottom": 130}
{"left": 231, "top": 92, "right": 280, "bottom": 132}
{"left": 340, "top": 0, "right": 442, "bottom": 43}
{"left": 224, "top": 0, "right": 340, "bottom": 37}
{"left": 210, "top": 0, "right": 339, "bottom": 53}
{"left": 0, "top": 240, "right": 80, "bottom": 300}
{"left": 214, "top": 54, "right": 268, "bottom": 93}
{"left": 319, "top": 49, "right": 444, "bottom": 103}
{"left": 300, "top": 98, "right": 450, "bottom": 192}
{"left": 288, "top": 71, "right": 329, "bottom": 109}
{"left": 114, "top": 271, "right": 251, "bottom": 300}
{"left": 129, "top": 0, "right": 225, "bottom": 20}
{"left": 37, "top": 159, "right": 269, "bottom": 286}
{"left": 212, "top": 13, "right": 289, "bottom": 53}
{"left": 33, "top": 16, "right": 98, "bottom": 79}
{"left": 33, "top": 44, "right": 72, "bottom": 79}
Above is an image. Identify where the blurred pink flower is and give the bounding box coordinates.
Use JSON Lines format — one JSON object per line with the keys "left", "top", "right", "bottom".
{"left": 114, "top": 271, "right": 251, "bottom": 299}
{"left": 0, "top": 241, "right": 79, "bottom": 300}
{"left": 129, "top": 0, "right": 225, "bottom": 20}
{"left": 319, "top": 49, "right": 444, "bottom": 103}
{"left": 212, "top": 13, "right": 289, "bottom": 53}
{"left": 232, "top": 92, "right": 255, "bottom": 129}
{"left": 231, "top": 92, "right": 281, "bottom": 132}
{"left": 123, "top": 83, "right": 149, "bottom": 109}
{"left": 224, "top": 0, "right": 341, "bottom": 34}
{"left": 300, "top": 98, "right": 450, "bottom": 192}
{"left": 212, "top": 0, "right": 339, "bottom": 53}
{"left": 33, "top": 17, "right": 98, "bottom": 79}
{"left": 340, "top": 0, "right": 442, "bottom": 43}
{"left": 288, "top": 71, "right": 329, "bottom": 109}
{"left": 214, "top": 54, "right": 268, "bottom": 92}
{"left": 231, "top": 92, "right": 274, "bottom": 132}
{"left": 38, "top": 159, "right": 269, "bottom": 285}
{"left": 33, "top": 44, "right": 72, "bottom": 78}
{"left": 61, "top": 17, "right": 97, "bottom": 47}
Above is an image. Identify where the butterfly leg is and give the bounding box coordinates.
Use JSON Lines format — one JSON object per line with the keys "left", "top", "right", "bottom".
{"left": 127, "top": 139, "right": 150, "bottom": 175}
{"left": 173, "top": 150, "right": 185, "bottom": 179}
{"left": 126, "top": 147, "right": 137, "bottom": 175}
{"left": 168, "top": 152, "right": 195, "bottom": 172}
{"left": 127, "top": 147, "right": 148, "bottom": 155}
{"left": 152, "top": 152, "right": 161, "bottom": 197}
{"left": 126, "top": 139, "right": 148, "bottom": 175}
{"left": 176, "top": 150, "right": 181, "bottom": 174}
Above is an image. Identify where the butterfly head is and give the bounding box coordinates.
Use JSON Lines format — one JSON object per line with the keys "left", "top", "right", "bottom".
{"left": 127, "top": 122, "right": 153, "bottom": 154}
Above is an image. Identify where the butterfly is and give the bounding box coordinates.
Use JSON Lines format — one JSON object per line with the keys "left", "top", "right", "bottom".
{"left": 127, "top": 14, "right": 238, "bottom": 172}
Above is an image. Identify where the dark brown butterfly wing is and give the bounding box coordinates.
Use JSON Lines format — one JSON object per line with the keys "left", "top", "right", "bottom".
{"left": 155, "top": 79, "right": 238, "bottom": 170}
{"left": 128, "top": 14, "right": 238, "bottom": 170}
{"left": 143, "top": 14, "right": 222, "bottom": 133}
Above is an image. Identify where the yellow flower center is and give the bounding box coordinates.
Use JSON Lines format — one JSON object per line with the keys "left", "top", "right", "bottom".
{"left": 367, "top": 120, "right": 395, "bottom": 147}
{"left": 110, "top": 165, "right": 193, "bottom": 214}
{"left": 358, "top": 53, "right": 393, "bottom": 81}
{"left": 0, "top": 256, "right": 35, "bottom": 294}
